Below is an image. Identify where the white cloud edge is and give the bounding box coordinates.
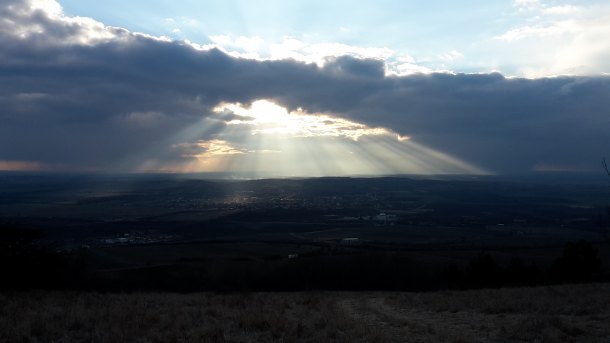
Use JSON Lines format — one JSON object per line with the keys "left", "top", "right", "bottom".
{"left": 15, "top": 0, "right": 610, "bottom": 78}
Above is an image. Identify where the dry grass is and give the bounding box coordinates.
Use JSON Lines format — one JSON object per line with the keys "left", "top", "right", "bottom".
{"left": 0, "top": 291, "right": 361, "bottom": 343}
{"left": 1, "top": 284, "right": 609, "bottom": 342}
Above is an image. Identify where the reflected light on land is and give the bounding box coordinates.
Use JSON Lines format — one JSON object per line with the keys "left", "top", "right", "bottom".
{"left": 141, "top": 99, "right": 486, "bottom": 177}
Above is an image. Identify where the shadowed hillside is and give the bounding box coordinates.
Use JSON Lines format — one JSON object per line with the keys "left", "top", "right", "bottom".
{"left": 2, "top": 283, "right": 609, "bottom": 342}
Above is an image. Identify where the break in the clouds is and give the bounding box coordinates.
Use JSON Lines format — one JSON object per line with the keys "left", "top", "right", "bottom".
{"left": 57, "top": 0, "right": 610, "bottom": 77}
{"left": 1, "top": 0, "right": 610, "bottom": 176}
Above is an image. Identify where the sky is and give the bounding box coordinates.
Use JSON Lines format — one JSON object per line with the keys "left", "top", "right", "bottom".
{"left": 1, "top": 0, "right": 610, "bottom": 176}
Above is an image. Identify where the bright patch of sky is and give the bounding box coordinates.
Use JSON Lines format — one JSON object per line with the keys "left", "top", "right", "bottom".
{"left": 58, "top": 0, "right": 610, "bottom": 77}
{"left": 217, "top": 100, "right": 392, "bottom": 141}
{"left": 4, "top": 0, "right": 610, "bottom": 175}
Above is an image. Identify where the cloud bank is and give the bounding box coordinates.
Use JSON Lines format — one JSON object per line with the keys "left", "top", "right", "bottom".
{"left": 1, "top": 0, "right": 609, "bottom": 174}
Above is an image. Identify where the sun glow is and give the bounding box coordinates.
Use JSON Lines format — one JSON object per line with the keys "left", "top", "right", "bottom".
{"left": 0, "top": 160, "right": 48, "bottom": 171}
{"left": 139, "top": 99, "right": 487, "bottom": 177}
{"left": 181, "top": 139, "right": 245, "bottom": 158}
{"left": 216, "top": 100, "right": 390, "bottom": 140}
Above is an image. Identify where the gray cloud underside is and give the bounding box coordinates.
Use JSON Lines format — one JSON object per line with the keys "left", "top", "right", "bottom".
{"left": 1, "top": 1, "right": 609, "bottom": 173}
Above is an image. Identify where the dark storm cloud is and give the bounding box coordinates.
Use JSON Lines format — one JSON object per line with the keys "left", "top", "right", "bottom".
{"left": 1, "top": 0, "right": 609, "bottom": 172}
{"left": 273, "top": 72, "right": 610, "bottom": 172}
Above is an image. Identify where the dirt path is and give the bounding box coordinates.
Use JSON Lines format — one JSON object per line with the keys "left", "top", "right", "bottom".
{"left": 338, "top": 295, "right": 505, "bottom": 342}
{"left": 339, "top": 296, "right": 409, "bottom": 342}
{"left": 338, "top": 291, "right": 610, "bottom": 342}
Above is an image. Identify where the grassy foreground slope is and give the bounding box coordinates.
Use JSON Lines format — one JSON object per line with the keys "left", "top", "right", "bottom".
{"left": 1, "top": 284, "right": 609, "bottom": 343}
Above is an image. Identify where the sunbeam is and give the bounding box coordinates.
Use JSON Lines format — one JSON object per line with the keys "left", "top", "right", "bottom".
{"left": 137, "top": 99, "right": 486, "bottom": 177}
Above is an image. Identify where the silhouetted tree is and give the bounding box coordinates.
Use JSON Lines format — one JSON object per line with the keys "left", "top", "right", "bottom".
{"left": 552, "top": 241, "right": 602, "bottom": 283}
{"left": 442, "top": 263, "right": 464, "bottom": 289}
{"left": 603, "top": 157, "right": 610, "bottom": 244}
{"left": 0, "top": 224, "right": 76, "bottom": 290}
{"left": 467, "top": 253, "right": 501, "bottom": 288}
{"left": 505, "top": 257, "right": 541, "bottom": 286}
